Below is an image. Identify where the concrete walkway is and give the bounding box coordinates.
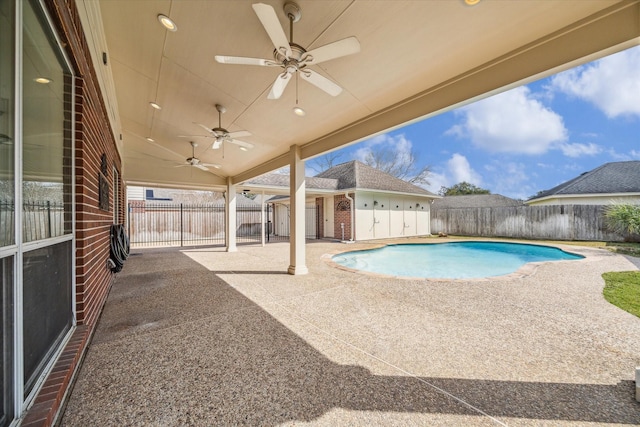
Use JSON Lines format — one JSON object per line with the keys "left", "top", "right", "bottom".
{"left": 61, "top": 239, "right": 640, "bottom": 426}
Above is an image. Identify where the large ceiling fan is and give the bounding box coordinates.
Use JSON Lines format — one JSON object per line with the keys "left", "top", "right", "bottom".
{"left": 215, "top": 2, "right": 360, "bottom": 100}
{"left": 181, "top": 104, "right": 254, "bottom": 150}
{"left": 175, "top": 141, "right": 221, "bottom": 171}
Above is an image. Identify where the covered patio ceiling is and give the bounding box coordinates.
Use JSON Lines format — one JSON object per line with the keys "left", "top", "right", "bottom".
{"left": 77, "top": 0, "right": 640, "bottom": 191}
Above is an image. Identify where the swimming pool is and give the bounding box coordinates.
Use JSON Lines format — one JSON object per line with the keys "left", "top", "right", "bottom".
{"left": 331, "top": 241, "right": 583, "bottom": 279}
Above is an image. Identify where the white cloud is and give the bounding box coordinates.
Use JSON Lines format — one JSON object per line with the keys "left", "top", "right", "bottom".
{"left": 447, "top": 153, "right": 482, "bottom": 184}
{"left": 558, "top": 142, "right": 602, "bottom": 158}
{"left": 551, "top": 46, "right": 640, "bottom": 119}
{"left": 423, "top": 153, "right": 482, "bottom": 193}
{"left": 608, "top": 148, "right": 640, "bottom": 161}
{"left": 448, "top": 86, "right": 567, "bottom": 154}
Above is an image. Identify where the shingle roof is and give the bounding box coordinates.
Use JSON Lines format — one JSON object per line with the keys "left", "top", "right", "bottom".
{"left": 316, "top": 161, "right": 436, "bottom": 196}
{"left": 432, "top": 194, "right": 523, "bottom": 209}
{"left": 529, "top": 161, "right": 640, "bottom": 201}
{"left": 245, "top": 173, "right": 339, "bottom": 190}
{"left": 245, "top": 160, "right": 437, "bottom": 197}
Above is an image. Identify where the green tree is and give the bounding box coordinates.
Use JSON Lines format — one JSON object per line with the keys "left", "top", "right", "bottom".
{"left": 604, "top": 204, "right": 640, "bottom": 241}
{"left": 438, "top": 181, "right": 490, "bottom": 196}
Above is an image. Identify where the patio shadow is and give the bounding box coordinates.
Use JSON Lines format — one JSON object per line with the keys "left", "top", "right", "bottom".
{"left": 60, "top": 249, "right": 640, "bottom": 426}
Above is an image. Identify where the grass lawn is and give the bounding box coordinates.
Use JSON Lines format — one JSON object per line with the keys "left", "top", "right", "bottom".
{"left": 602, "top": 271, "right": 640, "bottom": 318}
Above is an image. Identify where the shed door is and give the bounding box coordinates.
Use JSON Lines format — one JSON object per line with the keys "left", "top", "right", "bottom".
{"left": 404, "top": 199, "right": 417, "bottom": 236}
{"left": 324, "top": 196, "right": 334, "bottom": 238}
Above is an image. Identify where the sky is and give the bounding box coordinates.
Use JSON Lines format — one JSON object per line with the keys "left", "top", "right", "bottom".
{"left": 307, "top": 45, "right": 640, "bottom": 200}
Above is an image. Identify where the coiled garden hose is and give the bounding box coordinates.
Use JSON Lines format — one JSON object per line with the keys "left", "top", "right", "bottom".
{"left": 109, "top": 224, "right": 130, "bottom": 272}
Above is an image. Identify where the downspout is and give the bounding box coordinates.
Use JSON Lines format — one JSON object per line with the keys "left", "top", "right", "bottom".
{"left": 344, "top": 192, "right": 354, "bottom": 241}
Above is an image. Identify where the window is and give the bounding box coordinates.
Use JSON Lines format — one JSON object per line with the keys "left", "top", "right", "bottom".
{"left": 22, "top": 0, "right": 72, "bottom": 243}
{"left": 21, "top": 0, "right": 74, "bottom": 401}
{"left": 0, "top": 0, "right": 15, "bottom": 248}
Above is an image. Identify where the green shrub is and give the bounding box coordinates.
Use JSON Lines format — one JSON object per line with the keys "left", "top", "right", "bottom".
{"left": 604, "top": 204, "right": 640, "bottom": 241}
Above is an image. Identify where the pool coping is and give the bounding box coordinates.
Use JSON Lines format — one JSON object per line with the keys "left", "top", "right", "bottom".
{"left": 321, "top": 239, "right": 591, "bottom": 282}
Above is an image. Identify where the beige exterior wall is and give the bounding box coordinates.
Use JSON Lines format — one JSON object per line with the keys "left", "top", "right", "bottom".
{"left": 355, "top": 191, "right": 432, "bottom": 241}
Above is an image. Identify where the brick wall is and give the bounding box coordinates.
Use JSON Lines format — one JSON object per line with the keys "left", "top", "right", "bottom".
{"left": 46, "top": 0, "right": 123, "bottom": 326}
{"left": 20, "top": 1, "right": 124, "bottom": 426}
{"left": 333, "top": 193, "right": 354, "bottom": 240}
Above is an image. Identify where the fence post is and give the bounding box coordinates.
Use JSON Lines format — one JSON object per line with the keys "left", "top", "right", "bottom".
{"left": 46, "top": 200, "right": 52, "bottom": 238}
{"left": 180, "top": 203, "right": 184, "bottom": 247}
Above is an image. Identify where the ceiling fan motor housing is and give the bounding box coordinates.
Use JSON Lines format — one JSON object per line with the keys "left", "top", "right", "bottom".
{"left": 275, "top": 43, "right": 308, "bottom": 71}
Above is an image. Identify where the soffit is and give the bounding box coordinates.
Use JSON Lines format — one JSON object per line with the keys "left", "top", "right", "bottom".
{"left": 97, "top": 0, "right": 638, "bottom": 189}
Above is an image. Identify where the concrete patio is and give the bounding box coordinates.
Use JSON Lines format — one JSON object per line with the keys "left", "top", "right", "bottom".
{"left": 60, "top": 239, "right": 640, "bottom": 426}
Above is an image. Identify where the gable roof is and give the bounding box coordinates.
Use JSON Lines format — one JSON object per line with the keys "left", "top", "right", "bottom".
{"left": 529, "top": 161, "right": 640, "bottom": 201}
{"left": 244, "top": 160, "right": 437, "bottom": 197}
{"left": 316, "top": 161, "right": 437, "bottom": 196}
{"left": 432, "top": 194, "right": 523, "bottom": 209}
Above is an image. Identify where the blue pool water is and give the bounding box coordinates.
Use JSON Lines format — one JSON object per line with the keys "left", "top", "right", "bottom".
{"left": 332, "top": 242, "right": 583, "bottom": 279}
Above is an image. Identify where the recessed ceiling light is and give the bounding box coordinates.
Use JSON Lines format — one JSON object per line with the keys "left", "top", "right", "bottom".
{"left": 149, "top": 102, "right": 162, "bottom": 110}
{"left": 464, "top": 0, "right": 481, "bottom": 5}
{"left": 239, "top": 146, "right": 248, "bottom": 152}
{"left": 146, "top": 137, "right": 154, "bottom": 142}
{"left": 293, "top": 106, "right": 306, "bottom": 117}
{"left": 157, "top": 14, "right": 177, "bottom": 32}
{"left": 34, "top": 77, "right": 52, "bottom": 84}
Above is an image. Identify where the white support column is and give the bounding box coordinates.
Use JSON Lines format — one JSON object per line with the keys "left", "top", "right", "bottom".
{"left": 288, "top": 145, "right": 308, "bottom": 275}
{"left": 225, "top": 177, "right": 237, "bottom": 252}
{"left": 260, "top": 191, "right": 266, "bottom": 247}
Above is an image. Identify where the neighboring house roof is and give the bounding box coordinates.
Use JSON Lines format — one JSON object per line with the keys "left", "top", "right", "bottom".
{"left": 316, "top": 161, "right": 437, "bottom": 196}
{"left": 432, "top": 194, "right": 523, "bottom": 209}
{"left": 245, "top": 160, "right": 438, "bottom": 197}
{"left": 246, "top": 173, "right": 339, "bottom": 190}
{"left": 528, "top": 161, "right": 640, "bottom": 202}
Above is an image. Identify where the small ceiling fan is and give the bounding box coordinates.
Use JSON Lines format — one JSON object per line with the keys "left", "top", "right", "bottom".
{"left": 180, "top": 104, "right": 254, "bottom": 150}
{"left": 175, "top": 141, "right": 221, "bottom": 171}
{"left": 215, "top": 2, "right": 360, "bottom": 100}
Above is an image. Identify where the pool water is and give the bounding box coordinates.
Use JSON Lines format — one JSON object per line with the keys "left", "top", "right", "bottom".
{"left": 332, "top": 241, "right": 583, "bottom": 279}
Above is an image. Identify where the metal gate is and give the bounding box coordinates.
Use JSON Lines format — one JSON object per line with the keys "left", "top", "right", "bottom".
{"left": 127, "top": 202, "right": 317, "bottom": 248}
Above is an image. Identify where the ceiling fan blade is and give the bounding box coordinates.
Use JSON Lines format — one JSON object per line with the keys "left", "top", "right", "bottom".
{"left": 178, "top": 134, "right": 212, "bottom": 139}
{"left": 252, "top": 3, "right": 292, "bottom": 59}
{"left": 202, "top": 163, "right": 222, "bottom": 169}
{"left": 268, "top": 72, "right": 292, "bottom": 100}
{"left": 300, "top": 70, "right": 342, "bottom": 97}
{"left": 195, "top": 122, "right": 213, "bottom": 133}
{"left": 195, "top": 164, "right": 209, "bottom": 171}
{"left": 303, "top": 37, "right": 361, "bottom": 65}
{"left": 214, "top": 55, "right": 277, "bottom": 66}
{"left": 174, "top": 164, "right": 189, "bottom": 168}
{"left": 228, "top": 130, "right": 251, "bottom": 138}
{"left": 229, "top": 139, "right": 254, "bottom": 149}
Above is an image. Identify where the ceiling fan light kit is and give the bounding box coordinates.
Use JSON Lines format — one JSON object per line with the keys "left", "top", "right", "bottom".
{"left": 215, "top": 2, "right": 360, "bottom": 102}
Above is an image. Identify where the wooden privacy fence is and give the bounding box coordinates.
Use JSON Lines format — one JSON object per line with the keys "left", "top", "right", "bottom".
{"left": 430, "top": 204, "right": 623, "bottom": 241}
